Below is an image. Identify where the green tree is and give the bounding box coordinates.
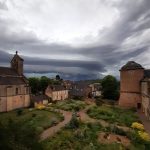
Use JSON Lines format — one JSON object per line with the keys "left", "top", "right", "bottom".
{"left": 28, "top": 77, "right": 40, "bottom": 94}
{"left": 40, "top": 76, "right": 50, "bottom": 94}
{"left": 101, "top": 75, "right": 119, "bottom": 100}
{"left": 28, "top": 76, "right": 63, "bottom": 94}
{"left": 56, "top": 74, "right": 60, "bottom": 80}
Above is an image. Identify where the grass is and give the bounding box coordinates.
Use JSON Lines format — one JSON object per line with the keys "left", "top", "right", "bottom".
{"left": 50, "top": 99, "right": 87, "bottom": 111}
{"left": 87, "top": 105, "right": 140, "bottom": 127}
{"left": 42, "top": 122, "right": 149, "bottom": 150}
{"left": 0, "top": 108, "right": 64, "bottom": 134}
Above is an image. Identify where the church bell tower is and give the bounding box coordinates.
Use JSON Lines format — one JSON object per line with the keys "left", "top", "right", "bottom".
{"left": 11, "top": 51, "right": 24, "bottom": 75}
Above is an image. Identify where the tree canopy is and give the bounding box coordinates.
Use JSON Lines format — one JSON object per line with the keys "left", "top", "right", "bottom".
{"left": 101, "top": 75, "right": 119, "bottom": 100}
{"left": 28, "top": 76, "right": 62, "bottom": 94}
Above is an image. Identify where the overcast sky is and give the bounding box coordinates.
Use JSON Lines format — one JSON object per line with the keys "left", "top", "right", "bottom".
{"left": 0, "top": 0, "right": 150, "bottom": 80}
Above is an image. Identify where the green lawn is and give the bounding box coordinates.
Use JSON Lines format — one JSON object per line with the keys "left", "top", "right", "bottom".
{"left": 0, "top": 108, "right": 64, "bottom": 133}
{"left": 50, "top": 99, "right": 87, "bottom": 111}
{"left": 42, "top": 122, "right": 149, "bottom": 150}
{"left": 87, "top": 105, "right": 140, "bottom": 127}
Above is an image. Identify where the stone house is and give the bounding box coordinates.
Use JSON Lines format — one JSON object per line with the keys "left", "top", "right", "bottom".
{"left": 69, "top": 83, "right": 92, "bottom": 99}
{"left": 63, "top": 80, "right": 73, "bottom": 90}
{"left": 0, "top": 51, "right": 30, "bottom": 112}
{"left": 45, "top": 85, "right": 68, "bottom": 101}
{"left": 31, "top": 95, "right": 49, "bottom": 107}
{"left": 119, "top": 61, "right": 150, "bottom": 119}
{"left": 89, "top": 83, "right": 102, "bottom": 98}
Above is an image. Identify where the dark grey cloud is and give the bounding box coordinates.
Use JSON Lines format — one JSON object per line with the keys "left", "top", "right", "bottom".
{"left": 0, "top": 50, "right": 13, "bottom": 63}
{"left": 0, "top": 0, "right": 150, "bottom": 80}
{"left": 0, "top": 50, "right": 106, "bottom": 74}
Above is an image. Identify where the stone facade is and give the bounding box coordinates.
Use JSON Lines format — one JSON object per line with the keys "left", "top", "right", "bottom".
{"left": 69, "top": 82, "right": 92, "bottom": 99}
{"left": 31, "top": 95, "right": 49, "bottom": 107}
{"left": 119, "top": 68, "right": 144, "bottom": 107}
{"left": 0, "top": 52, "right": 30, "bottom": 112}
{"left": 141, "top": 79, "right": 150, "bottom": 120}
{"left": 45, "top": 85, "right": 68, "bottom": 101}
{"left": 89, "top": 83, "right": 102, "bottom": 97}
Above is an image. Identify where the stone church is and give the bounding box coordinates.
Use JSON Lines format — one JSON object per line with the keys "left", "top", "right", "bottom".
{"left": 0, "top": 51, "right": 30, "bottom": 112}
{"left": 119, "top": 61, "right": 150, "bottom": 119}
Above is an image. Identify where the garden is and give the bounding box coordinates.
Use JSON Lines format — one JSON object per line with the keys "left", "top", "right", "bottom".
{"left": 0, "top": 108, "right": 64, "bottom": 134}
{"left": 0, "top": 100, "right": 150, "bottom": 150}
{"left": 87, "top": 105, "right": 140, "bottom": 127}
{"left": 49, "top": 99, "right": 87, "bottom": 111}
{"left": 42, "top": 120, "right": 150, "bottom": 150}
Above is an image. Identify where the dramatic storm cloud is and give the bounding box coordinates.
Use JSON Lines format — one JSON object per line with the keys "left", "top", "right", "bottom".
{"left": 0, "top": 0, "right": 150, "bottom": 80}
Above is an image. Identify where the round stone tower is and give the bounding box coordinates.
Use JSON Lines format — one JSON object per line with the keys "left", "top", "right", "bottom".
{"left": 119, "top": 61, "right": 144, "bottom": 108}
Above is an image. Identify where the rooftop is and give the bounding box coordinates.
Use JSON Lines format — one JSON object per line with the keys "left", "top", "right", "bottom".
{"left": 120, "top": 61, "right": 144, "bottom": 71}
{"left": 144, "top": 69, "right": 150, "bottom": 78}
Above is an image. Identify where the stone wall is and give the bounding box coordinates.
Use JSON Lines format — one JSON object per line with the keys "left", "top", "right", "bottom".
{"left": 141, "top": 80, "right": 150, "bottom": 120}
{"left": 52, "top": 90, "right": 68, "bottom": 101}
{"left": 119, "top": 69, "right": 144, "bottom": 108}
{"left": 0, "top": 84, "right": 30, "bottom": 112}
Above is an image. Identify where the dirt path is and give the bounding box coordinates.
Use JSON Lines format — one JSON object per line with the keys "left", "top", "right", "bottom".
{"left": 40, "top": 110, "right": 72, "bottom": 141}
{"left": 40, "top": 104, "right": 130, "bottom": 141}
{"left": 79, "top": 109, "right": 109, "bottom": 127}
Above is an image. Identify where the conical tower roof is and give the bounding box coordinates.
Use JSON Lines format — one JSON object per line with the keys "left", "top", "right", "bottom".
{"left": 120, "top": 61, "right": 144, "bottom": 71}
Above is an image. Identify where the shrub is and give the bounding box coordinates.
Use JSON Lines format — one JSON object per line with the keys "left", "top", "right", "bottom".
{"left": 69, "top": 113, "right": 80, "bottom": 129}
{"left": 32, "top": 113, "right": 37, "bottom": 117}
{"left": 16, "top": 109, "right": 23, "bottom": 116}
{"left": 36, "top": 126, "right": 44, "bottom": 134}
{"left": 36, "top": 104, "right": 46, "bottom": 110}
{"left": 131, "top": 122, "right": 144, "bottom": 130}
{"left": 73, "top": 96, "right": 84, "bottom": 100}
{"left": 138, "top": 131, "right": 150, "bottom": 142}
{"left": 95, "top": 98, "right": 103, "bottom": 106}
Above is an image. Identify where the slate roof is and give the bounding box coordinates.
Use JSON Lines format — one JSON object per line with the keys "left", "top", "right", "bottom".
{"left": 32, "top": 95, "right": 50, "bottom": 102}
{"left": 71, "top": 82, "right": 89, "bottom": 89}
{"left": 120, "top": 61, "right": 144, "bottom": 71}
{"left": 144, "top": 69, "right": 150, "bottom": 78}
{"left": 0, "top": 76, "right": 27, "bottom": 85}
{"left": 0, "top": 67, "right": 19, "bottom": 76}
{"left": 50, "top": 85, "right": 67, "bottom": 91}
{"left": 0, "top": 67, "right": 28, "bottom": 85}
{"left": 69, "top": 89, "right": 84, "bottom": 97}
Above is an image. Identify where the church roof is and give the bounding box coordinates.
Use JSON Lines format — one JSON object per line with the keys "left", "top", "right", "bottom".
{"left": 0, "top": 51, "right": 28, "bottom": 85}
{"left": 0, "top": 76, "right": 27, "bottom": 85}
{"left": 0, "top": 67, "right": 28, "bottom": 85}
{"left": 120, "top": 61, "right": 144, "bottom": 71}
{"left": 0, "top": 67, "right": 19, "bottom": 76}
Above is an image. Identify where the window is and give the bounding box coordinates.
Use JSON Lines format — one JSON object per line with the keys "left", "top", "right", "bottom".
{"left": 16, "top": 88, "right": 19, "bottom": 95}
